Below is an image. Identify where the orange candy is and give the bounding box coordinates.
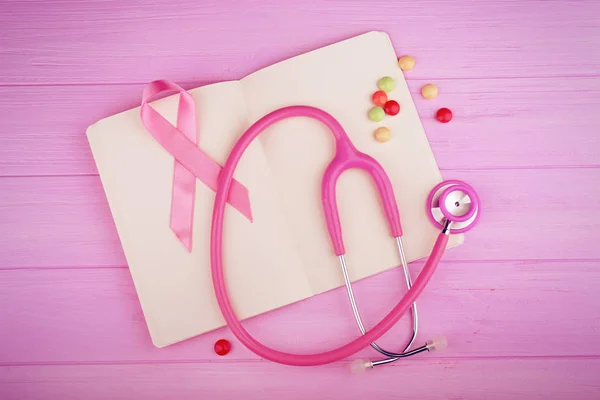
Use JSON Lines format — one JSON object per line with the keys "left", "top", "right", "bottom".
{"left": 372, "top": 90, "right": 388, "bottom": 106}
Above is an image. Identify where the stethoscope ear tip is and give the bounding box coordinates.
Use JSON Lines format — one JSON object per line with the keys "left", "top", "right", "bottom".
{"left": 350, "top": 358, "right": 374, "bottom": 374}
{"left": 425, "top": 336, "right": 448, "bottom": 352}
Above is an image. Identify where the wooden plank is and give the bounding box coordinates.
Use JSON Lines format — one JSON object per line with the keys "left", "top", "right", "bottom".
{"left": 0, "top": 168, "right": 597, "bottom": 268}
{"left": 1, "top": 261, "right": 599, "bottom": 364}
{"left": 0, "top": 83, "right": 195, "bottom": 177}
{"left": 1, "top": 358, "right": 599, "bottom": 400}
{"left": 1, "top": 1, "right": 598, "bottom": 396}
{"left": 1, "top": 1, "right": 599, "bottom": 84}
{"left": 0, "top": 175, "right": 125, "bottom": 267}
{"left": 1, "top": 77, "right": 599, "bottom": 176}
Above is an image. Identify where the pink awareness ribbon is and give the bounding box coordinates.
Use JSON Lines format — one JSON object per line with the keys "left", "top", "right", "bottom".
{"left": 140, "top": 80, "right": 253, "bottom": 252}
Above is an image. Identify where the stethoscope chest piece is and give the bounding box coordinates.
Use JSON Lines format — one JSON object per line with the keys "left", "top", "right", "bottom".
{"left": 427, "top": 180, "right": 480, "bottom": 233}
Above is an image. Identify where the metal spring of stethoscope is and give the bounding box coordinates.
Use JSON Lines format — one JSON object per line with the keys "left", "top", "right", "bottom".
{"left": 341, "top": 237, "right": 429, "bottom": 371}
{"left": 344, "top": 179, "right": 480, "bottom": 372}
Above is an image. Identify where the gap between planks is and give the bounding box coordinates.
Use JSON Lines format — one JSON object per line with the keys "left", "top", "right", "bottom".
{"left": 1, "top": 258, "right": 599, "bottom": 271}
{"left": 2, "top": 165, "right": 600, "bottom": 180}
{"left": 3, "top": 354, "right": 600, "bottom": 368}
{"left": 0, "top": 73, "right": 599, "bottom": 88}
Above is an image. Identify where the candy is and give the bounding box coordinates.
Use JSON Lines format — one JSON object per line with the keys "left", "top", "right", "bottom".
{"left": 421, "top": 83, "right": 438, "bottom": 99}
{"left": 436, "top": 108, "right": 453, "bottom": 123}
{"left": 377, "top": 76, "right": 396, "bottom": 93}
{"left": 383, "top": 100, "right": 400, "bottom": 116}
{"left": 368, "top": 106, "right": 385, "bottom": 122}
{"left": 372, "top": 90, "right": 388, "bottom": 106}
{"left": 398, "top": 55, "right": 415, "bottom": 71}
{"left": 214, "top": 339, "right": 231, "bottom": 356}
{"left": 374, "top": 127, "right": 392, "bottom": 142}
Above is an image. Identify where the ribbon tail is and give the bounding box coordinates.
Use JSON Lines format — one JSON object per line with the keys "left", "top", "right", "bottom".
{"left": 170, "top": 161, "right": 196, "bottom": 252}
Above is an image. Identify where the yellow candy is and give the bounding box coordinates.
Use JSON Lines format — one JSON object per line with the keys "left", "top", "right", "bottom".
{"left": 398, "top": 55, "right": 415, "bottom": 71}
{"left": 374, "top": 127, "right": 392, "bottom": 142}
{"left": 421, "top": 83, "right": 438, "bottom": 99}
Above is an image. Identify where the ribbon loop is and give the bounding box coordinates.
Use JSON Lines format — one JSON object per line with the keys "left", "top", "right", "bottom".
{"left": 141, "top": 80, "right": 253, "bottom": 252}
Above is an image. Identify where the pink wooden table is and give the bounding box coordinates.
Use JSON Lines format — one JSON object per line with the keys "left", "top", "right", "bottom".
{"left": 1, "top": 1, "right": 599, "bottom": 398}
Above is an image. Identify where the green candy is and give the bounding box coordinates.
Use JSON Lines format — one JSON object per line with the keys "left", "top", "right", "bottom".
{"left": 377, "top": 76, "right": 396, "bottom": 93}
{"left": 368, "top": 106, "right": 385, "bottom": 122}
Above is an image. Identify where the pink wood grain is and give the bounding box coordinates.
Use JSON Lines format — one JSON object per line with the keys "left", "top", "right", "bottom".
{"left": 2, "top": 359, "right": 600, "bottom": 400}
{"left": 1, "top": 261, "right": 599, "bottom": 364}
{"left": 1, "top": 168, "right": 598, "bottom": 268}
{"left": 1, "top": 77, "right": 599, "bottom": 177}
{"left": 1, "top": 0, "right": 599, "bottom": 84}
{"left": 1, "top": 0, "right": 600, "bottom": 398}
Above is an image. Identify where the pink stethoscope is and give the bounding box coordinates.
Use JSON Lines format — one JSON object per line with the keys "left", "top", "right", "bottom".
{"left": 210, "top": 106, "right": 480, "bottom": 371}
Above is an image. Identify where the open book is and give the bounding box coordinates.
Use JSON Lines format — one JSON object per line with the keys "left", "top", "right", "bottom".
{"left": 87, "top": 31, "right": 462, "bottom": 348}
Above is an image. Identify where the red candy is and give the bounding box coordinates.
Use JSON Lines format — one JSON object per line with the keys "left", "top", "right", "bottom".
{"left": 214, "top": 339, "right": 231, "bottom": 356}
{"left": 372, "top": 90, "right": 388, "bottom": 106}
{"left": 383, "top": 100, "right": 400, "bottom": 116}
{"left": 436, "top": 108, "right": 452, "bottom": 123}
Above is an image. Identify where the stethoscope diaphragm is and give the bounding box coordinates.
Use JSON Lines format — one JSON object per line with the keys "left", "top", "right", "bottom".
{"left": 427, "top": 180, "right": 480, "bottom": 233}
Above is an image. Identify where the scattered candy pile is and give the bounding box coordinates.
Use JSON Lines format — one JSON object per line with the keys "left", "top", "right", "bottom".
{"left": 369, "top": 55, "right": 453, "bottom": 142}
{"left": 369, "top": 76, "right": 401, "bottom": 141}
